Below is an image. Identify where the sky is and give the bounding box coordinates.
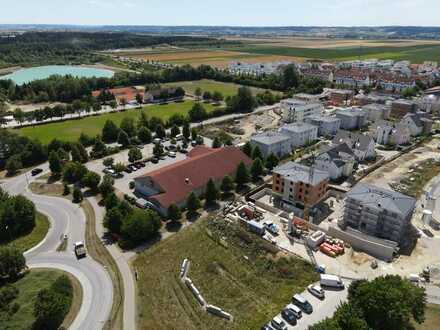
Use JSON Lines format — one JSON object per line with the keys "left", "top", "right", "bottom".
{"left": 1, "top": 0, "right": 440, "bottom": 26}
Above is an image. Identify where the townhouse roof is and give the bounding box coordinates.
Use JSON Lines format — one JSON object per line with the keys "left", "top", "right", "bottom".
{"left": 307, "top": 115, "right": 341, "bottom": 124}
{"left": 318, "top": 143, "right": 355, "bottom": 168}
{"left": 347, "top": 183, "right": 416, "bottom": 217}
{"left": 333, "top": 130, "right": 374, "bottom": 152}
{"left": 281, "top": 122, "right": 318, "bottom": 134}
{"left": 135, "top": 146, "right": 252, "bottom": 208}
{"left": 274, "top": 162, "right": 329, "bottom": 186}
{"left": 335, "top": 107, "right": 365, "bottom": 117}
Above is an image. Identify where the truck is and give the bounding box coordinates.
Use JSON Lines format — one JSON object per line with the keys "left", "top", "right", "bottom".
{"left": 320, "top": 274, "right": 344, "bottom": 289}
{"left": 74, "top": 241, "right": 86, "bottom": 259}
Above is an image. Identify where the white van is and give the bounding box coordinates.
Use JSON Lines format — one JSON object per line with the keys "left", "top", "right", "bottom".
{"left": 320, "top": 274, "right": 345, "bottom": 289}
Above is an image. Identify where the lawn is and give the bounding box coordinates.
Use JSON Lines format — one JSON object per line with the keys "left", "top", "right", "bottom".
{"left": 3, "top": 212, "right": 49, "bottom": 253}
{"left": 223, "top": 44, "right": 440, "bottom": 63}
{"left": 15, "top": 100, "right": 219, "bottom": 144}
{"left": 164, "top": 79, "right": 279, "bottom": 97}
{"left": 133, "top": 217, "right": 317, "bottom": 330}
{"left": 415, "top": 304, "right": 440, "bottom": 329}
{"left": 0, "top": 269, "right": 73, "bottom": 330}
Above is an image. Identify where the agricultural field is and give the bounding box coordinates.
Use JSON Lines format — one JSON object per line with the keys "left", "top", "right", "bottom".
{"left": 15, "top": 100, "right": 219, "bottom": 144}
{"left": 118, "top": 48, "right": 302, "bottom": 68}
{"left": 223, "top": 43, "right": 440, "bottom": 63}
{"left": 133, "top": 217, "right": 317, "bottom": 330}
{"left": 164, "top": 79, "right": 280, "bottom": 97}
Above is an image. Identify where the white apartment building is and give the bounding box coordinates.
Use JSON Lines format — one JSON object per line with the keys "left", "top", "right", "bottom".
{"left": 280, "top": 123, "right": 319, "bottom": 148}
{"left": 281, "top": 99, "right": 324, "bottom": 123}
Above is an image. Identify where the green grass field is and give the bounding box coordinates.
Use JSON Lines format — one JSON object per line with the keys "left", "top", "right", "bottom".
{"left": 133, "top": 218, "right": 317, "bottom": 330}
{"left": 0, "top": 270, "right": 70, "bottom": 330}
{"left": 15, "top": 100, "right": 219, "bottom": 144}
{"left": 4, "top": 213, "right": 49, "bottom": 253}
{"left": 164, "top": 79, "right": 274, "bottom": 97}
{"left": 224, "top": 44, "right": 440, "bottom": 63}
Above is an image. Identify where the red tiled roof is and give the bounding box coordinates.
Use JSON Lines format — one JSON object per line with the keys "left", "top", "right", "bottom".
{"left": 92, "top": 87, "right": 143, "bottom": 102}
{"left": 136, "top": 146, "right": 252, "bottom": 208}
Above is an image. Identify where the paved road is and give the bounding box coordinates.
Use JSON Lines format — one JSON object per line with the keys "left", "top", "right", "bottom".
{"left": 1, "top": 168, "right": 113, "bottom": 330}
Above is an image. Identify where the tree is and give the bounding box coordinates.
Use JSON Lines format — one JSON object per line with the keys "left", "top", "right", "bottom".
{"left": 188, "top": 102, "right": 207, "bottom": 121}
{"left": 280, "top": 64, "right": 300, "bottom": 90}
{"left": 212, "top": 91, "right": 224, "bottom": 103}
{"left": 220, "top": 175, "right": 234, "bottom": 196}
{"left": 81, "top": 171, "right": 101, "bottom": 192}
{"left": 251, "top": 158, "right": 264, "bottom": 181}
{"left": 102, "top": 120, "right": 120, "bottom": 143}
{"left": 48, "top": 151, "right": 62, "bottom": 175}
{"left": 153, "top": 143, "right": 164, "bottom": 158}
{"left": 167, "top": 204, "right": 182, "bottom": 222}
{"left": 104, "top": 207, "right": 123, "bottom": 233}
{"left": 202, "top": 91, "right": 212, "bottom": 101}
{"left": 265, "top": 153, "right": 279, "bottom": 171}
{"left": 235, "top": 161, "right": 250, "bottom": 188}
{"left": 0, "top": 246, "right": 26, "bottom": 279}
{"left": 138, "top": 127, "right": 152, "bottom": 144}
{"left": 113, "top": 162, "right": 126, "bottom": 175}
{"left": 103, "top": 157, "right": 114, "bottom": 168}
{"left": 128, "top": 147, "right": 142, "bottom": 163}
{"left": 120, "top": 117, "right": 136, "bottom": 137}
{"left": 5, "top": 155, "right": 22, "bottom": 176}
{"left": 212, "top": 137, "right": 222, "bottom": 148}
{"left": 104, "top": 192, "right": 120, "bottom": 211}
{"left": 242, "top": 142, "right": 253, "bottom": 157}
{"left": 155, "top": 124, "right": 166, "bottom": 139}
{"left": 117, "top": 130, "right": 130, "bottom": 148}
{"left": 135, "top": 93, "right": 143, "bottom": 104}
{"left": 72, "top": 187, "right": 83, "bottom": 203}
{"left": 194, "top": 87, "right": 202, "bottom": 100}
{"left": 0, "top": 195, "right": 36, "bottom": 241}
{"left": 191, "top": 128, "right": 198, "bottom": 141}
{"left": 63, "top": 183, "right": 70, "bottom": 196}
{"left": 63, "top": 162, "right": 88, "bottom": 183}
{"left": 91, "top": 137, "right": 107, "bottom": 158}
{"left": 229, "top": 87, "right": 257, "bottom": 113}
{"left": 109, "top": 100, "right": 118, "bottom": 111}
{"left": 170, "top": 124, "right": 180, "bottom": 138}
{"left": 13, "top": 107, "right": 25, "bottom": 126}
{"left": 120, "top": 209, "right": 161, "bottom": 246}
{"left": 182, "top": 121, "right": 191, "bottom": 140}
{"left": 186, "top": 192, "right": 201, "bottom": 216}
{"left": 99, "top": 175, "right": 115, "bottom": 199}
{"left": 204, "top": 179, "right": 219, "bottom": 207}
{"left": 251, "top": 145, "right": 263, "bottom": 160}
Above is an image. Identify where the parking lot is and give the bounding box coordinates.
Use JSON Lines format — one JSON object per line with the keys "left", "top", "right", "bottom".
{"left": 269, "top": 282, "right": 349, "bottom": 330}
{"left": 86, "top": 137, "right": 212, "bottom": 197}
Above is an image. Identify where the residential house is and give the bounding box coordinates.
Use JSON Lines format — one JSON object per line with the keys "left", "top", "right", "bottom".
{"left": 390, "top": 99, "right": 418, "bottom": 119}
{"left": 374, "top": 120, "right": 411, "bottom": 146}
{"left": 343, "top": 183, "right": 416, "bottom": 244}
{"left": 333, "top": 130, "right": 376, "bottom": 162}
{"left": 314, "top": 143, "right": 356, "bottom": 180}
{"left": 134, "top": 146, "right": 252, "bottom": 216}
{"left": 335, "top": 107, "right": 367, "bottom": 130}
{"left": 305, "top": 115, "right": 341, "bottom": 137}
{"left": 281, "top": 99, "right": 324, "bottom": 123}
{"left": 401, "top": 112, "right": 433, "bottom": 136}
{"left": 92, "top": 86, "right": 145, "bottom": 105}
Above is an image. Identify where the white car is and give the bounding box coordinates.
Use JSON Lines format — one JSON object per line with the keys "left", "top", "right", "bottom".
{"left": 168, "top": 151, "right": 176, "bottom": 158}
{"left": 271, "top": 316, "right": 288, "bottom": 330}
{"left": 307, "top": 284, "right": 325, "bottom": 299}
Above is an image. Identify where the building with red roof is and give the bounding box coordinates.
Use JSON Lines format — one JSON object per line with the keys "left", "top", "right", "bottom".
{"left": 92, "top": 86, "right": 144, "bottom": 105}
{"left": 134, "top": 146, "right": 252, "bottom": 216}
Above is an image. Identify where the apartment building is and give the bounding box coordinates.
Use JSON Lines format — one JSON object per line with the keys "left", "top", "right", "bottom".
{"left": 335, "top": 107, "right": 367, "bottom": 130}
{"left": 401, "top": 112, "right": 433, "bottom": 136}
{"left": 329, "top": 89, "right": 354, "bottom": 106}
{"left": 374, "top": 120, "right": 411, "bottom": 146}
{"left": 314, "top": 143, "right": 356, "bottom": 180}
{"left": 362, "top": 103, "right": 391, "bottom": 122}
{"left": 272, "top": 162, "right": 329, "bottom": 209}
{"left": 343, "top": 183, "right": 416, "bottom": 244}
{"left": 281, "top": 98, "right": 324, "bottom": 123}
{"left": 250, "top": 131, "right": 292, "bottom": 158}
{"left": 390, "top": 99, "right": 419, "bottom": 119}
{"left": 305, "top": 115, "right": 341, "bottom": 136}
{"left": 280, "top": 123, "right": 318, "bottom": 148}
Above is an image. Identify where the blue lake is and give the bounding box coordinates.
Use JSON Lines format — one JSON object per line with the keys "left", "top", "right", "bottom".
{"left": 1, "top": 65, "right": 114, "bottom": 85}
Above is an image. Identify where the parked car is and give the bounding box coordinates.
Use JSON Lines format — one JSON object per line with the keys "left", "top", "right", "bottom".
{"left": 151, "top": 157, "right": 159, "bottom": 164}
{"left": 133, "top": 163, "right": 143, "bottom": 169}
{"left": 261, "top": 325, "right": 274, "bottom": 330}
{"left": 179, "top": 149, "right": 188, "bottom": 154}
{"left": 124, "top": 167, "right": 132, "bottom": 174}
{"left": 281, "top": 308, "right": 297, "bottom": 326}
{"left": 31, "top": 168, "right": 43, "bottom": 176}
{"left": 168, "top": 151, "right": 176, "bottom": 158}
{"left": 264, "top": 221, "right": 279, "bottom": 235}
{"left": 270, "top": 316, "right": 288, "bottom": 330}
{"left": 103, "top": 168, "right": 115, "bottom": 175}
{"left": 292, "top": 294, "right": 313, "bottom": 314}
{"left": 307, "top": 284, "right": 325, "bottom": 299}
{"left": 286, "top": 304, "right": 302, "bottom": 318}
